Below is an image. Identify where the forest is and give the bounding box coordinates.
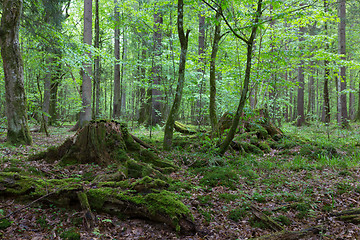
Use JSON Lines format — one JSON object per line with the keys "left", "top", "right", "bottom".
{"left": 2, "top": 0, "right": 360, "bottom": 239}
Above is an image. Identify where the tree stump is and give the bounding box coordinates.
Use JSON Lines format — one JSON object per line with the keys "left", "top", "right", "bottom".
{"left": 22, "top": 120, "right": 196, "bottom": 233}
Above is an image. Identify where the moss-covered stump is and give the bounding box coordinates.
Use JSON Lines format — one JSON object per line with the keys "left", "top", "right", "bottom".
{"left": 30, "top": 120, "right": 178, "bottom": 179}
{"left": 22, "top": 120, "right": 196, "bottom": 233}
{"left": 0, "top": 172, "right": 195, "bottom": 234}
{"left": 218, "top": 109, "right": 283, "bottom": 155}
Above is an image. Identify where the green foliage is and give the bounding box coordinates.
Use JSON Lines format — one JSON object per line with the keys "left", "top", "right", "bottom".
{"left": 0, "top": 219, "right": 11, "bottom": 230}
{"left": 200, "top": 167, "right": 239, "bottom": 189}
{"left": 274, "top": 215, "right": 291, "bottom": 226}
{"left": 228, "top": 207, "right": 248, "bottom": 222}
{"left": 60, "top": 227, "right": 80, "bottom": 240}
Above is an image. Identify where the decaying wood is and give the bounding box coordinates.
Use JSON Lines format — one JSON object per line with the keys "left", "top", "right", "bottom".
{"left": 77, "top": 191, "right": 97, "bottom": 230}
{"left": 131, "top": 133, "right": 159, "bottom": 153}
{"left": 174, "top": 121, "right": 197, "bottom": 135}
{"left": 0, "top": 173, "right": 196, "bottom": 234}
{"left": 332, "top": 208, "right": 360, "bottom": 223}
{"left": 253, "top": 226, "right": 323, "bottom": 240}
{"left": 251, "top": 205, "right": 284, "bottom": 231}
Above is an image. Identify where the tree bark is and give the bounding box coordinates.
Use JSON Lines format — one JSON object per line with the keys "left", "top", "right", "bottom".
{"left": 323, "top": 1, "right": 331, "bottom": 123}
{"left": 113, "top": 0, "right": 121, "bottom": 119}
{"left": 94, "top": 0, "right": 101, "bottom": 119}
{"left": 0, "top": 0, "right": 32, "bottom": 145}
{"left": 218, "top": 0, "right": 263, "bottom": 155}
{"left": 163, "top": 0, "right": 190, "bottom": 150}
{"left": 79, "top": 0, "right": 93, "bottom": 127}
{"left": 338, "top": 0, "right": 349, "bottom": 128}
{"left": 196, "top": 4, "right": 206, "bottom": 125}
{"left": 296, "top": 26, "right": 306, "bottom": 127}
{"left": 209, "top": 10, "right": 221, "bottom": 135}
{"left": 149, "top": 8, "right": 163, "bottom": 126}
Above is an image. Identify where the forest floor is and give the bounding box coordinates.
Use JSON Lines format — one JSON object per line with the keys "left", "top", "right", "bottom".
{"left": 1, "top": 123, "right": 360, "bottom": 239}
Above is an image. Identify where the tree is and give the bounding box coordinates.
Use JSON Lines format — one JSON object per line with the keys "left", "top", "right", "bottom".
{"left": 322, "top": 0, "right": 331, "bottom": 123}
{"left": 0, "top": 0, "right": 32, "bottom": 145}
{"left": 93, "top": 0, "right": 101, "bottom": 119}
{"left": 213, "top": 0, "right": 263, "bottom": 155}
{"left": 209, "top": 8, "right": 222, "bottom": 134}
{"left": 296, "top": 25, "right": 306, "bottom": 127}
{"left": 338, "top": 0, "right": 349, "bottom": 128}
{"left": 163, "top": 0, "right": 190, "bottom": 150}
{"left": 113, "top": 0, "right": 121, "bottom": 119}
{"left": 79, "top": 0, "right": 93, "bottom": 127}
{"left": 149, "top": 4, "right": 163, "bottom": 126}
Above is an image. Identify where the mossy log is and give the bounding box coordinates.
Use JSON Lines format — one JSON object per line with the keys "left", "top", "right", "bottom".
{"left": 253, "top": 226, "right": 323, "bottom": 240}
{"left": 250, "top": 205, "right": 284, "bottom": 231}
{"left": 0, "top": 172, "right": 195, "bottom": 234}
{"left": 332, "top": 208, "right": 360, "bottom": 223}
{"left": 174, "top": 121, "right": 197, "bottom": 135}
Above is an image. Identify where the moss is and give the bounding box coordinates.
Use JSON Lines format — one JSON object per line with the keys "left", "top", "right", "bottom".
{"left": 228, "top": 207, "right": 248, "bottom": 222}
{"left": 240, "top": 142, "right": 263, "bottom": 154}
{"left": 200, "top": 167, "right": 239, "bottom": 189}
{"left": 126, "top": 159, "right": 166, "bottom": 180}
{"left": 274, "top": 215, "right": 291, "bottom": 226}
{"left": 60, "top": 227, "right": 80, "bottom": 240}
{"left": 144, "top": 190, "right": 192, "bottom": 232}
{"left": 131, "top": 176, "right": 169, "bottom": 192}
{"left": 0, "top": 219, "right": 11, "bottom": 230}
{"left": 258, "top": 141, "right": 271, "bottom": 153}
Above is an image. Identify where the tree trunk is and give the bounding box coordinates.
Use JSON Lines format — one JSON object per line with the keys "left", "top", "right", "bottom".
{"left": 0, "top": 0, "right": 32, "bottom": 145}
{"left": 113, "top": 0, "right": 121, "bottom": 119}
{"left": 218, "top": 0, "right": 263, "bottom": 155}
{"left": 209, "top": 10, "right": 221, "bottom": 134}
{"left": 296, "top": 26, "right": 306, "bottom": 127}
{"left": 338, "top": 0, "right": 349, "bottom": 128}
{"left": 196, "top": 5, "right": 206, "bottom": 125}
{"left": 323, "top": 1, "right": 331, "bottom": 123}
{"left": 163, "top": 0, "right": 190, "bottom": 150}
{"left": 149, "top": 8, "right": 163, "bottom": 126}
{"left": 79, "top": 0, "right": 93, "bottom": 127}
{"left": 94, "top": 0, "right": 101, "bottom": 119}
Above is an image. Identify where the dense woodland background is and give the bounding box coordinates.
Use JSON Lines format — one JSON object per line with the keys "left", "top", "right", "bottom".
{"left": 1, "top": 0, "right": 359, "bottom": 141}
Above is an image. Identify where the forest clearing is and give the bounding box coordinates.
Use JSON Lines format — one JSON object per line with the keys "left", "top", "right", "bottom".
{"left": 2, "top": 0, "right": 360, "bottom": 239}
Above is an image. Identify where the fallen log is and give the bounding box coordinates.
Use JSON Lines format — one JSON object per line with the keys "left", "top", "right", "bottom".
{"left": 174, "top": 121, "right": 197, "bottom": 135}
{"left": 332, "top": 208, "right": 360, "bottom": 223}
{"left": 250, "top": 205, "right": 284, "bottom": 231}
{"left": 0, "top": 172, "right": 195, "bottom": 234}
{"left": 253, "top": 226, "right": 323, "bottom": 240}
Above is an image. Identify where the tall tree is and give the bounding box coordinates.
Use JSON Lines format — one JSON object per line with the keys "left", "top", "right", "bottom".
{"left": 113, "top": 0, "right": 121, "bottom": 119}
{"left": 0, "top": 0, "right": 32, "bottom": 145}
{"left": 196, "top": 3, "right": 206, "bottom": 125}
{"left": 149, "top": 5, "right": 163, "bottom": 126}
{"left": 163, "top": 0, "right": 190, "bottom": 150}
{"left": 338, "top": 0, "right": 349, "bottom": 128}
{"left": 322, "top": 0, "right": 331, "bottom": 123}
{"left": 296, "top": 25, "right": 306, "bottom": 127}
{"left": 79, "top": 0, "right": 93, "bottom": 127}
{"left": 209, "top": 8, "right": 221, "bottom": 134}
{"left": 93, "top": 0, "right": 101, "bottom": 118}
